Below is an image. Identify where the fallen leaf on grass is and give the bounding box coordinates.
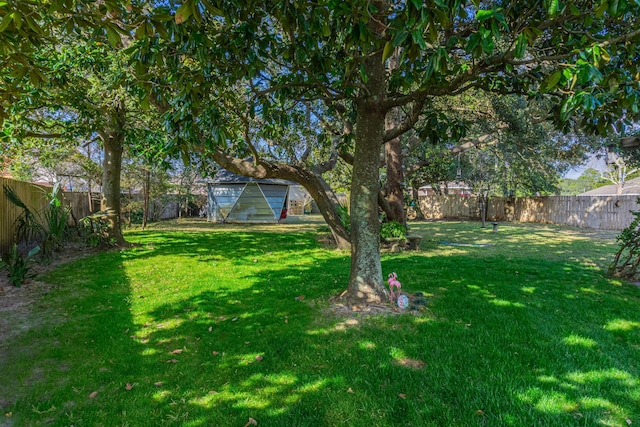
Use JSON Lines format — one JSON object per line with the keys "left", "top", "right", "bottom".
{"left": 244, "top": 417, "right": 258, "bottom": 427}
{"left": 89, "top": 391, "right": 98, "bottom": 399}
{"left": 154, "top": 382, "right": 163, "bottom": 387}
{"left": 295, "top": 295, "right": 305, "bottom": 301}
{"left": 255, "top": 355, "right": 263, "bottom": 361}
{"left": 347, "top": 388, "right": 354, "bottom": 393}
{"left": 5, "top": 412, "right": 12, "bottom": 417}
{"left": 476, "top": 410, "right": 485, "bottom": 415}
{"left": 245, "top": 341, "right": 250, "bottom": 345}
{"left": 125, "top": 383, "right": 134, "bottom": 390}
{"left": 232, "top": 317, "right": 238, "bottom": 322}
{"left": 212, "top": 351, "right": 219, "bottom": 356}
{"left": 208, "top": 326, "right": 213, "bottom": 332}
{"left": 170, "top": 349, "right": 183, "bottom": 355}
{"left": 398, "top": 393, "right": 406, "bottom": 399}
{"left": 166, "top": 359, "right": 179, "bottom": 363}
{"left": 208, "top": 390, "right": 218, "bottom": 394}
{"left": 627, "top": 420, "right": 632, "bottom": 425}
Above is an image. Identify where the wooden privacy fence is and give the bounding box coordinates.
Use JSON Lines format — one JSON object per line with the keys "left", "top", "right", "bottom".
{"left": 0, "top": 177, "right": 92, "bottom": 254}
{"left": 419, "top": 194, "right": 640, "bottom": 230}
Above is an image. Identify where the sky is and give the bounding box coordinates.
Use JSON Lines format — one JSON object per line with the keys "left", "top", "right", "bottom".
{"left": 563, "top": 154, "right": 607, "bottom": 179}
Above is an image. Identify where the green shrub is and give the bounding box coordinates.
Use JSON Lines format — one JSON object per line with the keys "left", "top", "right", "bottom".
{"left": 609, "top": 199, "right": 640, "bottom": 279}
{"left": 3, "top": 185, "right": 44, "bottom": 244}
{"left": 0, "top": 244, "right": 40, "bottom": 287}
{"left": 79, "top": 213, "right": 116, "bottom": 247}
{"left": 337, "top": 203, "right": 350, "bottom": 234}
{"left": 380, "top": 220, "right": 406, "bottom": 239}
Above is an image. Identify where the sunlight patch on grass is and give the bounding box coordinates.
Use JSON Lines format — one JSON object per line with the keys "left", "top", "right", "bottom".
{"left": 305, "top": 327, "right": 332, "bottom": 336}
{"left": 389, "top": 347, "right": 406, "bottom": 360}
{"left": 519, "top": 388, "right": 578, "bottom": 414}
{"left": 565, "top": 369, "right": 638, "bottom": 387}
{"left": 359, "top": 340, "right": 376, "bottom": 350}
{"left": 152, "top": 390, "right": 172, "bottom": 402}
{"left": 333, "top": 318, "right": 360, "bottom": 331}
{"left": 537, "top": 375, "right": 558, "bottom": 384}
{"left": 521, "top": 286, "right": 536, "bottom": 293}
{"left": 141, "top": 348, "right": 158, "bottom": 356}
{"left": 233, "top": 393, "right": 270, "bottom": 410}
{"left": 489, "top": 299, "right": 526, "bottom": 308}
{"left": 605, "top": 319, "right": 640, "bottom": 332}
{"left": 413, "top": 316, "right": 435, "bottom": 324}
{"left": 297, "top": 379, "right": 330, "bottom": 393}
{"left": 563, "top": 335, "right": 598, "bottom": 348}
{"left": 579, "top": 396, "right": 615, "bottom": 410}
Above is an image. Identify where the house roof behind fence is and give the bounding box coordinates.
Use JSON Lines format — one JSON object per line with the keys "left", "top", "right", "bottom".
{"left": 209, "top": 168, "right": 296, "bottom": 186}
{"left": 579, "top": 177, "right": 640, "bottom": 195}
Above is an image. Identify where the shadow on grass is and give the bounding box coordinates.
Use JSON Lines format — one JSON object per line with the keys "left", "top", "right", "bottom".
{"left": 2, "top": 225, "right": 639, "bottom": 426}
{"left": 0, "top": 249, "right": 147, "bottom": 426}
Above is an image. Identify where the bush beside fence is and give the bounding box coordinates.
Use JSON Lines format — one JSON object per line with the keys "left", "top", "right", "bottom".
{"left": 0, "top": 177, "right": 92, "bottom": 254}
{"left": 419, "top": 194, "right": 639, "bottom": 230}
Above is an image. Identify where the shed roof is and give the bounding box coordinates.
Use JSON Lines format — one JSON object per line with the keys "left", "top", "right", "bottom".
{"left": 209, "top": 168, "right": 295, "bottom": 186}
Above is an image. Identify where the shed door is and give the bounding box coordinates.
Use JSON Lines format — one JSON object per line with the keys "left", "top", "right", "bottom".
{"left": 259, "top": 184, "right": 289, "bottom": 217}
{"left": 227, "top": 183, "right": 276, "bottom": 222}
{"left": 210, "top": 184, "right": 245, "bottom": 220}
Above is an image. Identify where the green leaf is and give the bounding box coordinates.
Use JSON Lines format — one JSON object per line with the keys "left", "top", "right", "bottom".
{"left": 27, "top": 246, "right": 40, "bottom": 258}
{"left": 12, "top": 10, "right": 21, "bottom": 29}
{"left": 200, "top": 0, "right": 223, "bottom": 15}
{"left": 410, "top": 0, "right": 422, "bottom": 10}
{"left": 476, "top": 9, "right": 493, "bottom": 21}
{"left": 609, "top": 0, "right": 619, "bottom": 15}
{"left": 543, "top": 70, "right": 562, "bottom": 92}
{"left": 392, "top": 30, "right": 408, "bottom": 47}
{"left": 466, "top": 32, "right": 480, "bottom": 54}
{"left": 105, "top": 25, "right": 121, "bottom": 47}
{"left": 382, "top": 40, "right": 394, "bottom": 63}
{"left": 514, "top": 33, "right": 527, "bottom": 58}
{"left": 547, "top": 0, "right": 559, "bottom": 16}
{"left": 135, "top": 22, "right": 146, "bottom": 39}
{"left": 0, "top": 13, "right": 12, "bottom": 32}
{"left": 411, "top": 29, "right": 427, "bottom": 50}
{"left": 175, "top": 2, "right": 192, "bottom": 24}
{"left": 359, "top": 64, "right": 369, "bottom": 83}
{"left": 595, "top": 1, "right": 607, "bottom": 17}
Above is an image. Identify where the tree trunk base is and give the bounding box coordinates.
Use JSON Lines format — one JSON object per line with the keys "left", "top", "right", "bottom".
{"left": 332, "top": 285, "right": 388, "bottom": 305}
{"left": 327, "top": 289, "right": 429, "bottom": 316}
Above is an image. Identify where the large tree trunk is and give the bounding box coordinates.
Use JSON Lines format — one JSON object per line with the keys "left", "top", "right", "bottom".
{"left": 142, "top": 167, "right": 150, "bottom": 230}
{"left": 346, "top": 53, "right": 387, "bottom": 303}
{"left": 383, "top": 132, "right": 406, "bottom": 226}
{"left": 382, "top": 49, "right": 406, "bottom": 227}
{"left": 99, "top": 103, "right": 127, "bottom": 246}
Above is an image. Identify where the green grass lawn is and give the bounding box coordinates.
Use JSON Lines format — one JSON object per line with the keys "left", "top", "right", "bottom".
{"left": 1, "top": 219, "right": 639, "bottom": 426}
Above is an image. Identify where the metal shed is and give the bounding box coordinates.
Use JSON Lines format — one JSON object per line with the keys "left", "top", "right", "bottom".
{"left": 207, "top": 169, "right": 295, "bottom": 223}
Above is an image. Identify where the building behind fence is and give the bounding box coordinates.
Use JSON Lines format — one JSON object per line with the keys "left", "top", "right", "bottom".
{"left": 419, "top": 194, "right": 639, "bottom": 230}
